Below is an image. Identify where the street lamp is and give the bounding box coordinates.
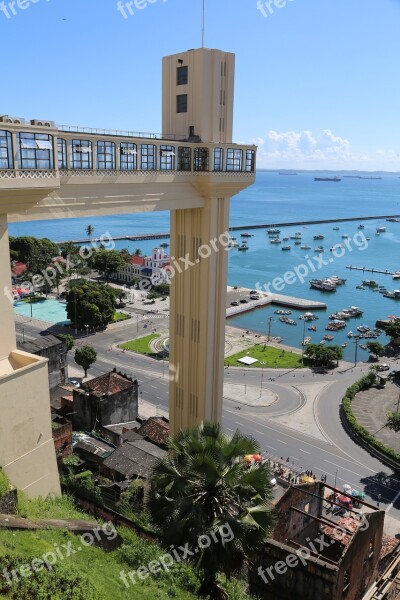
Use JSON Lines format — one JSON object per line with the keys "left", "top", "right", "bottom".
{"left": 85, "top": 324, "right": 89, "bottom": 337}
{"left": 354, "top": 337, "right": 359, "bottom": 367}
{"left": 260, "top": 361, "right": 266, "bottom": 396}
{"left": 301, "top": 316, "right": 307, "bottom": 367}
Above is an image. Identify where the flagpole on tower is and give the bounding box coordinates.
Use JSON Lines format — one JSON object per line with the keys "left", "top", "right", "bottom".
{"left": 202, "top": 0, "right": 205, "bottom": 48}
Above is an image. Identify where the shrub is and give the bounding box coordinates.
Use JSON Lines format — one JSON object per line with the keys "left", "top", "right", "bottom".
{"left": 0, "top": 468, "right": 10, "bottom": 497}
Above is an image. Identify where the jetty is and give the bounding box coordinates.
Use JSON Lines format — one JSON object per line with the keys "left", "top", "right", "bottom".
{"left": 55, "top": 215, "right": 400, "bottom": 245}
{"left": 346, "top": 266, "right": 396, "bottom": 275}
{"left": 226, "top": 292, "right": 326, "bottom": 319}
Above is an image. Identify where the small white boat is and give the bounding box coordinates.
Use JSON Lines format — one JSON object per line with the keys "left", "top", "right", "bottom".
{"left": 281, "top": 246, "right": 291, "bottom": 251}
{"left": 376, "top": 226, "right": 386, "bottom": 233}
{"left": 347, "top": 331, "right": 353, "bottom": 338}
{"left": 300, "top": 245, "right": 311, "bottom": 250}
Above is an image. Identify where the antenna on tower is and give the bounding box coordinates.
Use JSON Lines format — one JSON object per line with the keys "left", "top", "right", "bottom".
{"left": 202, "top": 0, "right": 205, "bottom": 48}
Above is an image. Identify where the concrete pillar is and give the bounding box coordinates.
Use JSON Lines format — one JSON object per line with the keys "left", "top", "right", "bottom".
{"left": 169, "top": 197, "right": 230, "bottom": 434}
{"left": 0, "top": 214, "right": 17, "bottom": 360}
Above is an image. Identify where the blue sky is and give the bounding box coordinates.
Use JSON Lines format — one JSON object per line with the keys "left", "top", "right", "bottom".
{"left": 1, "top": 0, "right": 400, "bottom": 170}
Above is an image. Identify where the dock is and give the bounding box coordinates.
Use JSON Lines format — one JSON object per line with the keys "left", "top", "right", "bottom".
{"left": 226, "top": 293, "right": 327, "bottom": 319}
{"left": 346, "top": 266, "right": 396, "bottom": 275}
{"left": 55, "top": 214, "right": 400, "bottom": 245}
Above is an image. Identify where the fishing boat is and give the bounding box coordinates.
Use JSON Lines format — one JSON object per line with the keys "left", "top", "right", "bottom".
{"left": 310, "top": 278, "right": 336, "bottom": 292}
{"left": 281, "top": 246, "right": 291, "bottom": 251}
{"left": 238, "top": 243, "right": 249, "bottom": 251}
{"left": 358, "top": 224, "right": 365, "bottom": 229}
{"left": 313, "top": 234, "right": 324, "bottom": 240}
{"left": 283, "top": 237, "right": 289, "bottom": 241}
{"left": 314, "top": 176, "right": 341, "bottom": 182}
{"left": 241, "top": 232, "right": 253, "bottom": 237}
{"left": 302, "top": 337, "right": 311, "bottom": 346}
{"left": 270, "top": 238, "right": 282, "bottom": 244}
{"left": 308, "top": 325, "right": 317, "bottom": 331}
{"left": 266, "top": 228, "right": 281, "bottom": 234}
{"left": 275, "top": 309, "right": 292, "bottom": 315}
{"left": 376, "top": 226, "right": 386, "bottom": 233}
{"left": 393, "top": 272, "right": 400, "bottom": 280}
{"left": 342, "top": 343, "right": 347, "bottom": 348}
{"left": 333, "top": 226, "right": 340, "bottom": 230}
{"left": 294, "top": 240, "right": 302, "bottom": 245}
{"left": 341, "top": 234, "right": 349, "bottom": 238}
{"left": 347, "top": 331, "right": 353, "bottom": 338}
{"left": 323, "top": 334, "right": 334, "bottom": 341}
{"left": 160, "top": 242, "right": 169, "bottom": 248}
{"left": 363, "top": 280, "right": 378, "bottom": 287}
{"left": 314, "top": 247, "right": 324, "bottom": 253}
{"left": 300, "top": 245, "right": 311, "bottom": 250}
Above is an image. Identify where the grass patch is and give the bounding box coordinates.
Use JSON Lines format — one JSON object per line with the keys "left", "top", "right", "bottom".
{"left": 0, "top": 470, "right": 10, "bottom": 497}
{"left": 16, "top": 492, "right": 90, "bottom": 521}
{"left": 112, "top": 312, "right": 131, "bottom": 323}
{"left": 225, "top": 344, "right": 302, "bottom": 368}
{"left": 119, "top": 334, "right": 159, "bottom": 356}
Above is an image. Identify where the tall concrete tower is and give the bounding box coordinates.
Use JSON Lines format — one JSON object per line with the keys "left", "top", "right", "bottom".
{"left": 162, "top": 48, "right": 243, "bottom": 433}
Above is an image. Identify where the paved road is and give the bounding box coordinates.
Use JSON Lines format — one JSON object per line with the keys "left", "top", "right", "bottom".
{"left": 15, "top": 318, "right": 400, "bottom": 524}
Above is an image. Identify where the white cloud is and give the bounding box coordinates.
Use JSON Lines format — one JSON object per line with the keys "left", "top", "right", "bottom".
{"left": 250, "top": 129, "right": 400, "bottom": 171}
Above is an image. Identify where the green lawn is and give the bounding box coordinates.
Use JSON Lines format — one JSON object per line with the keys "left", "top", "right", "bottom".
{"left": 112, "top": 312, "right": 131, "bottom": 323}
{"left": 119, "top": 334, "right": 159, "bottom": 356}
{"left": 224, "top": 344, "right": 303, "bottom": 368}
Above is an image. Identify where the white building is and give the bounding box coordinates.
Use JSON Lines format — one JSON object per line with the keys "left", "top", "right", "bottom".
{"left": 112, "top": 247, "right": 170, "bottom": 285}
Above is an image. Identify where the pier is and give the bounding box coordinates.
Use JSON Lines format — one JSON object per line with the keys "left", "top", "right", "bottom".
{"left": 226, "top": 292, "right": 327, "bottom": 319}
{"left": 55, "top": 214, "right": 400, "bottom": 245}
{"left": 346, "top": 266, "right": 396, "bottom": 275}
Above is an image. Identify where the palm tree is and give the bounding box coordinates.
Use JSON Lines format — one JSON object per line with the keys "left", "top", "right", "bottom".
{"left": 134, "top": 248, "right": 142, "bottom": 256}
{"left": 85, "top": 225, "right": 94, "bottom": 241}
{"left": 148, "top": 422, "right": 275, "bottom": 599}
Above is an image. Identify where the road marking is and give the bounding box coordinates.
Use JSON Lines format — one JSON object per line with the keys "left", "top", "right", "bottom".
{"left": 226, "top": 427, "right": 234, "bottom": 433}
{"left": 235, "top": 421, "right": 245, "bottom": 427}
{"left": 299, "top": 449, "right": 310, "bottom": 454}
{"left": 323, "top": 459, "right": 365, "bottom": 478}
{"left": 266, "top": 445, "right": 276, "bottom": 451}
{"left": 256, "top": 430, "right": 264, "bottom": 435}
{"left": 276, "top": 439, "right": 287, "bottom": 445}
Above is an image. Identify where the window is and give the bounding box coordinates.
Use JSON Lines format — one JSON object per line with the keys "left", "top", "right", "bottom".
{"left": 17, "top": 132, "right": 54, "bottom": 169}
{"left": 58, "top": 139, "right": 67, "bottom": 169}
{"left": 177, "top": 94, "right": 188, "bottom": 113}
{"left": 245, "top": 149, "right": 255, "bottom": 172}
{"left": 141, "top": 144, "right": 156, "bottom": 170}
{"left": 177, "top": 65, "right": 188, "bottom": 85}
{"left": 177, "top": 146, "right": 191, "bottom": 171}
{"left": 71, "top": 139, "right": 92, "bottom": 169}
{"left": 213, "top": 148, "right": 224, "bottom": 172}
{"left": 0, "top": 130, "right": 13, "bottom": 169}
{"left": 97, "top": 141, "right": 115, "bottom": 170}
{"left": 120, "top": 142, "right": 137, "bottom": 170}
{"left": 160, "top": 145, "right": 175, "bottom": 170}
{"left": 194, "top": 148, "right": 209, "bottom": 172}
{"left": 226, "top": 148, "right": 242, "bottom": 172}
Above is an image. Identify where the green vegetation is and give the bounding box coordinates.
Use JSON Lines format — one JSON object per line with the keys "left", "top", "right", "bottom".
{"left": 74, "top": 345, "right": 97, "bottom": 378}
{"left": 224, "top": 344, "right": 302, "bottom": 368}
{"left": 16, "top": 493, "right": 87, "bottom": 521}
{"left": 387, "top": 412, "right": 400, "bottom": 432}
{"left": 20, "top": 295, "right": 45, "bottom": 304}
{"left": 57, "top": 334, "right": 74, "bottom": 351}
{"left": 66, "top": 281, "right": 117, "bottom": 329}
{"left": 148, "top": 422, "right": 275, "bottom": 598}
{"left": 9, "top": 236, "right": 60, "bottom": 273}
{"left": 366, "top": 341, "right": 385, "bottom": 358}
{"left": 384, "top": 318, "right": 400, "bottom": 341}
{"left": 304, "top": 344, "right": 343, "bottom": 368}
{"left": 112, "top": 312, "right": 131, "bottom": 323}
{"left": 0, "top": 469, "right": 10, "bottom": 497}
{"left": 119, "top": 334, "right": 159, "bottom": 357}
{"left": 341, "top": 373, "right": 400, "bottom": 465}
{"left": 91, "top": 248, "right": 126, "bottom": 282}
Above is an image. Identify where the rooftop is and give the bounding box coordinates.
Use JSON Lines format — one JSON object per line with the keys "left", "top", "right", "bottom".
{"left": 17, "top": 334, "right": 66, "bottom": 354}
{"left": 102, "top": 439, "right": 166, "bottom": 479}
{"left": 82, "top": 371, "right": 137, "bottom": 397}
{"left": 137, "top": 417, "right": 170, "bottom": 447}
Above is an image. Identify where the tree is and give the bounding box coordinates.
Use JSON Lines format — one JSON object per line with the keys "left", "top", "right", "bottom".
{"left": 74, "top": 345, "right": 97, "bottom": 377}
{"left": 385, "top": 319, "right": 400, "bottom": 344}
{"left": 66, "top": 280, "right": 117, "bottom": 329}
{"left": 92, "top": 249, "right": 126, "bottom": 282}
{"left": 58, "top": 334, "right": 74, "bottom": 351}
{"left": 85, "top": 225, "right": 94, "bottom": 241}
{"left": 366, "top": 341, "right": 385, "bottom": 359}
{"left": 387, "top": 412, "right": 400, "bottom": 432}
{"left": 304, "top": 344, "right": 343, "bottom": 368}
{"left": 10, "top": 236, "right": 59, "bottom": 274}
{"left": 134, "top": 248, "right": 142, "bottom": 256}
{"left": 148, "top": 422, "right": 275, "bottom": 599}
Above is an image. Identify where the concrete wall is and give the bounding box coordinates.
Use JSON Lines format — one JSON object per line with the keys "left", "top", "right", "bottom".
{"left": 273, "top": 483, "right": 324, "bottom": 546}
{"left": 0, "top": 354, "right": 61, "bottom": 497}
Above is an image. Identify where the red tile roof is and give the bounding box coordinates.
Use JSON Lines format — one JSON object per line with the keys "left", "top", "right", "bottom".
{"left": 137, "top": 417, "right": 169, "bottom": 447}
{"left": 322, "top": 517, "right": 359, "bottom": 546}
{"left": 128, "top": 256, "right": 145, "bottom": 266}
{"left": 12, "top": 262, "right": 27, "bottom": 276}
{"left": 84, "top": 372, "right": 135, "bottom": 397}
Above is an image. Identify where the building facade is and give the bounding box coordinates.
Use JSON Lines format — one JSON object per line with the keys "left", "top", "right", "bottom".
{"left": 111, "top": 247, "right": 170, "bottom": 284}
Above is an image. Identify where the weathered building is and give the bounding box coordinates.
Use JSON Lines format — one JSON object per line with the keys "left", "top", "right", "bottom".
{"left": 17, "top": 334, "right": 68, "bottom": 389}
{"left": 51, "top": 414, "right": 72, "bottom": 462}
{"left": 250, "top": 482, "right": 385, "bottom": 600}
{"left": 73, "top": 370, "right": 138, "bottom": 431}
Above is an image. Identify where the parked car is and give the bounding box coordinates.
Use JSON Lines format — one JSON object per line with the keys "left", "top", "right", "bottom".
{"left": 250, "top": 294, "right": 260, "bottom": 300}
{"left": 239, "top": 299, "right": 248, "bottom": 304}
{"left": 377, "top": 364, "right": 390, "bottom": 371}
{"left": 230, "top": 301, "right": 239, "bottom": 306}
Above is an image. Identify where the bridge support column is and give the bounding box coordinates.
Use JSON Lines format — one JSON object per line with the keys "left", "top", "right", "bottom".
{"left": 169, "top": 197, "right": 230, "bottom": 434}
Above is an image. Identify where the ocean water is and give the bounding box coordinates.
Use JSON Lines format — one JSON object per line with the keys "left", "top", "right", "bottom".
{"left": 9, "top": 171, "right": 400, "bottom": 360}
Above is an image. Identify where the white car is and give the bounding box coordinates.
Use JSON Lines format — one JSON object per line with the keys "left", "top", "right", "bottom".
{"left": 377, "top": 364, "right": 390, "bottom": 372}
